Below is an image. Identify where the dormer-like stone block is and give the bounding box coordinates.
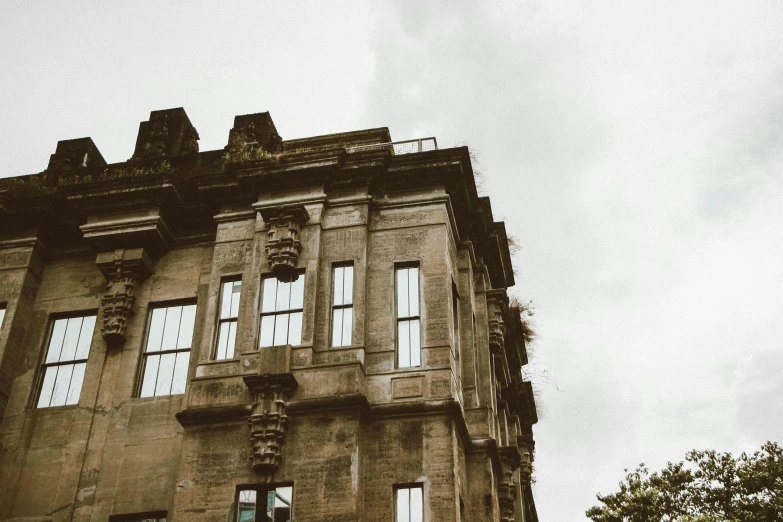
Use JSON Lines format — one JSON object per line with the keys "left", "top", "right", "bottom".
{"left": 258, "top": 204, "right": 309, "bottom": 277}
{"left": 226, "top": 112, "right": 282, "bottom": 154}
{"left": 131, "top": 108, "right": 199, "bottom": 161}
{"left": 47, "top": 137, "right": 106, "bottom": 178}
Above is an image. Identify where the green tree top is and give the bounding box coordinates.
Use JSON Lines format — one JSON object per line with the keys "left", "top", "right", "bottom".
{"left": 586, "top": 441, "right": 782, "bottom": 522}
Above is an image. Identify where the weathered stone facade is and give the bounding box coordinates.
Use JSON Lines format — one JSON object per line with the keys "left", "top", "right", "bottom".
{"left": 0, "top": 108, "right": 539, "bottom": 521}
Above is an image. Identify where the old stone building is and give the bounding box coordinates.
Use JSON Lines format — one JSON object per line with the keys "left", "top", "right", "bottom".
{"left": 0, "top": 108, "right": 539, "bottom": 522}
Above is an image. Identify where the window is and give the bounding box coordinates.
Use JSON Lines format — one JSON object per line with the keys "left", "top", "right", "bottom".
{"left": 395, "top": 484, "right": 423, "bottom": 522}
{"left": 331, "top": 264, "right": 353, "bottom": 347}
{"left": 37, "top": 314, "right": 96, "bottom": 408}
{"left": 396, "top": 265, "right": 421, "bottom": 368}
{"left": 259, "top": 275, "right": 304, "bottom": 348}
{"left": 237, "top": 485, "right": 293, "bottom": 522}
{"left": 0, "top": 305, "right": 6, "bottom": 328}
{"left": 215, "top": 278, "right": 242, "bottom": 359}
{"left": 139, "top": 303, "right": 196, "bottom": 397}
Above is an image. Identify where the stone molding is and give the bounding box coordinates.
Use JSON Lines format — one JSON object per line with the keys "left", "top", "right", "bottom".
{"left": 498, "top": 445, "right": 522, "bottom": 522}
{"left": 257, "top": 204, "right": 309, "bottom": 277}
{"left": 95, "top": 248, "right": 153, "bottom": 348}
{"left": 243, "top": 372, "right": 299, "bottom": 476}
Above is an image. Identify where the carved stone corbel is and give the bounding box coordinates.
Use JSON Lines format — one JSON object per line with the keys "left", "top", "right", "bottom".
{"left": 243, "top": 372, "right": 298, "bottom": 476}
{"left": 498, "top": 445, "right": 522, "bottom": 522}
{"left": 95, "top": 248, "right": 153, "bottom": 347}
{"left": 487, "top": 298, "right": 506, "bottom": 356}
{"left": 258, "top": 205, "right": 309, "bottom": 277}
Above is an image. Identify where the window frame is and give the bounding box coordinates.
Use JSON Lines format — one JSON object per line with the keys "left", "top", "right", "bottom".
{"left": 395, "top": 263, "right": 421, "bottom": 368}
{"left": 330, "top": 262, "right": 354, "bottom": 348}
{"left": 394, "top": 483, "right": 424, "bottom": 522}
{"left": 33, "top": 310, "right": 97, "bottom": 409}
{"left": 135, "top": 299, "right": 197, "bottom": 398}
{"left": 214, "top": 276, "right": 243, "bottom": 360}
{"left": 258, "top": 272, "right": 305, "bottom": 349}
{"left": 108, "top": 511, "right": 167, "bottom": 522}
{"left": 235, "top": 483, "right": 294, "bottom": 522}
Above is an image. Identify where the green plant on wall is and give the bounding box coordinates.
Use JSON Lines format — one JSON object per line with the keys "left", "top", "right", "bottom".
{"left": 0, "top": 174, "right": 57, "bottom": 197}
{"left": 58, "top": 160, "right": 173, "bottom": 185}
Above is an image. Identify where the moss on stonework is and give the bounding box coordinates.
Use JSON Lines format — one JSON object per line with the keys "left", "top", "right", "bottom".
{"left": 0, "top": 174, "right": 57, "bottom": 197}
{"left": 58, "top": 160, "right": 173, "bottom": 185}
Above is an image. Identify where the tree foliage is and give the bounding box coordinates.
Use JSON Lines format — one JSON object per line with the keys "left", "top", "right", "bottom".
{"left": 586, "top": 442, "right": 783, "bottom": 522}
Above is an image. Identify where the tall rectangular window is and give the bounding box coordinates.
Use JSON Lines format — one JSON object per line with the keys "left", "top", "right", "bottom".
{"left": 37, "top": 314, "right": 96, "bottom": 408}
{"left": 237, "top": 485, "right": 293, "bottom": 522}
{"left": 259, "top": 275, "right": 304, "bottom": 348}
{"left": 331, "top": 264, "right": 353, "bottom": 347}
{"left": 395, "top": 484, "right": 423, "bottom": 522}
{"left": 215, "top": 278, "right": 242, "bottom": 360}
{"left": 139, "top": 303, "right": 196, "bottom": 397}
{"left": 396, "top": 265, "right": 421, "bottom": 368}
{"left": 0, "top": 305, "right": 6, "bottom": 329}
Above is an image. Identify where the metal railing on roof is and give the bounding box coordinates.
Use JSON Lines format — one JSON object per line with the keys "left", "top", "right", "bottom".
{"left": 345, "top": 137, "right": 438, "bottom": 155}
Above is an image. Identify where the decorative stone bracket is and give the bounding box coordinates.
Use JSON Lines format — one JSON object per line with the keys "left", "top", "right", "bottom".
{"left": 242, "top": 372, "right": 298, "bottom": 476}
{"left": 258, "top": 205, "right": 309, "bottom": 277}
{"left": 498, "top": 445, "right": 522, "bottom": 522}
{"left": 95, "top": 248, "right": 153, "bottom": 348}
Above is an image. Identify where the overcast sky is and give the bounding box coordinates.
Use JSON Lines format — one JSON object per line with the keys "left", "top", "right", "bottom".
{"left": 2, "top": 1, "right": 782, "bottom": 520}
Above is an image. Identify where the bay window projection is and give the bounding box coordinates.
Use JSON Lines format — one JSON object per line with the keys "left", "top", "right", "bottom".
{"left": 139, "top": 303, "right": 196, "bottom": 397}
{"left": 237, "top": 485, "right": 293, "bottom": 522}
{"left": 396, "top": 265, "right": 421, "bottom": 367}
{"left": 259, "top": 275, "right": 304, "bottom": 347}
{"left": 331, "top": 264, "right": 353, "bottom": 347}
{"left": 37, "top": 314, "right": 96, "bottom": 408}
{"left": 215, "top": 279, "right": 241, "bottom": 359}
{"left": 395, "top": 485, "right": 423, "bottom": 522}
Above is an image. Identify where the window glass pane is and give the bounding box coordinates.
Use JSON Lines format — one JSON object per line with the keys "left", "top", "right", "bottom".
{"left": 161, "top": 306, "right": 182, "bottom": 351}
{"left": 220, "top": 281, "right": 233, "bottom": 319}
{"left": 259, "top": 315, "right": 275, "bottom": 347}
{"left": 266, "top": 491, "right": 276, "bottom": 520}
{"left": 216, "top": 322, "right": 230, "bottom": 360}
{"left": 66, "top": 362, "right": 86, "bottom": 405}
{"left": 288, "top": 311, "right": 302, "bottom": 346}
{"left": 59, "top": 317, "right": 83, "bottom": 362}
{"left": 50, "top": 364, "right": 74, "bottom": 407}
{"left": 273, "top": 486, "right": 293, "bottom": 522}
{"left": 75, "top": 315, "right": 96, "bottom": 360}
{"left": 170, "top": 351, "right": 189, "bottom": 395}
{"left": 342, "top": 308, "right": 352, "bottom": 346}
{"left": 290, "top": 275, "right": 304, "bottom": 310}
{"left": 273, "top": 313, "right": 290, "bottom": 346}
{"left": 276, "top": 280, "right": 291, "bottom": 312}
{"left": 332, "top": 308, "right": 343, "bottom": 347}
{"left": 155, "top": 352, "right": 177, "bottom": 396}
{"left": 408, "top": 267, "right": 419, "bottom": 316}
{"left": 0, "top": 308, "right": 5, "bottom": 327}
{"left": 230, "top": 280, "right": 242, "bottom": 317}
{"left": 397, "top": 269, "right": 409, "bottom": 317}
{"left": 237, "top": 489, "right": 257, "bottom": 522}
{"left": 333, "top": 266, "right": 344, "bottom": 306}
{"left": 410, "top": 319, "right": 421, "bottom": 367}
{"left": 146, "top": 308, "right": 167, "bottom": 353}
{"left": 397, "top": 488, "right": 410, "bottom": 522}
{"left": 262, "top": 278, "right": 277, "bottom": 313}
{"left": 46, "top": 319, "right": 68, "bottom": 363}
{"left": 410, "top": 487, "right": 423, "bottom": 522}
{"left": 140, "top": 354, "right": 160, "bottom": 398}
{"left": 398, "top": 321, "right": 411, "bottom": 368}
{"left": 343, "top": 266, "right": 353, "bottom": 305}
{"left": 38, "top": 366, "right": 57, "bottom": 407}
{"left": 226, "top": 321, "right": 237, "bottom": 359}
{"left": 177, "top": 305, "right": 196, "bottom": 349}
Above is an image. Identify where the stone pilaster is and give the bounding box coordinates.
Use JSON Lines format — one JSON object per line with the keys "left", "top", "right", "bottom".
{"left": 95, "top": 248, "right": 153, "bottom": 347}
{"left": 243, "top": 372, "right": 298, "bottom": 476}
{"left": 258, "top": 205, "right": 309, "bottom": 277}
